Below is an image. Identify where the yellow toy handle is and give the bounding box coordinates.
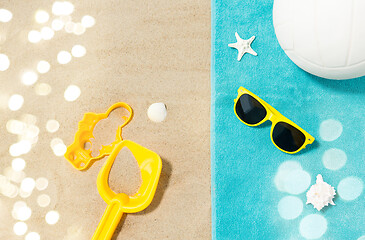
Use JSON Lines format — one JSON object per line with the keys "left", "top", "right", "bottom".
{"left": 91, "top": 201, "right": 124, "bottom": 240}
{"left": 92, "top": 140, "right": 162, "bottom": 240}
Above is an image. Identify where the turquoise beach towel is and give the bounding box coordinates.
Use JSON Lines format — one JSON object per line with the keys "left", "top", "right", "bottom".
{"left": 211, "top": 1, "right": 365, "bottom": 239}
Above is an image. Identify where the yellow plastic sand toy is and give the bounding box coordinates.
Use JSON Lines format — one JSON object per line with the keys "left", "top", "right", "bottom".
{"left": 64, "top": 103, "right": 162, "bottom": 240}
{"left": 92, "top": 140, "right": 162, "bottom": 240}
{"left": 65, "top": 102, "right": 133, "bottom": 170}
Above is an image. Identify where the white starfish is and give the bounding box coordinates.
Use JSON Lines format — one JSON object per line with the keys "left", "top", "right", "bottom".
{"left": 228, "top": 32, "right": 257, "bottom": 61}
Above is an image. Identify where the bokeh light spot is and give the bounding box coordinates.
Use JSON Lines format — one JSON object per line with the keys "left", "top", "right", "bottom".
{"left": 81, "top": 15, "right": 95, "bottom": 28}
{"left": 8, "top": 94, "right": 24, "bottom": 111}
{"left": 0, "top": 9, "right": 13, "bottom": 22}
{"left": 51, "top": 138, "right": 67, "bottom": 156}
{"left": 6, "top": 119, "right": 25, "bottom": 134}
{"left": 12, "top": 158, "right": 26, "bottom": 171}
{"left": 299, "top": 214, "right": 327, "bottom": 239}
{"left": 37, "top": 194, "right": 51, "bottom": 207}
{"left": 4, "top": 167, "right": 25, "bottom": 183}
{"left": 35, "top": 177, "right": 49, "bottom": 191}
{"left": 274, "top": 161, "right": 303, "bottom": 192}
{"left": 71, "top": 45, "right": 86, "bottom": 58}
{"left": 41, "top": 27, "right": 54, "bottom": 40}
{"left": 19, "top": 189, "right": 32, "bottom": 198}
{"left": 15, "top": 205, "right": 32, "bottom": 221}
{"left": 52, "top": 1, "right": 74, "bottom": 16}
{"left": 52, "top": 18, "right": 64, "bottom": 31}
{"left": 9, "top": 140, "right": 31, "bottom": 157}
{"left": 35, "top": 10, "right": 49, "bottom": 23}
{"left": 64, "top": 85, "right": 81, "bottom": 101}
{"left": 73, "top": 23, "right": 85, "bottom": 35}
{"left": 46, "top": 119, "right": 60, "bottom": 133}
{"left": 60, "top": 15, "right": 72, "bottom": 23}
{"left": 45, "top": 210, "right": 60, "bottom": 225}
{"left": 21, "top": 177, "right": 35, "bottom": 193}
{"left": 322, "top": 148, "right": 347, "bottom": 170}
{"left": 0, "top": 53, "right": 10, "bottom": 71}
{"left": 22, "top": 71, "right": 38, "bottom": 86}
{"left": 320, "top": 119, "right": 343, "bottom": 142}
{"left": 284, "top": 170, "right": 311, "bottom": 195}
{"left": 57, "top": 51, "right": 72, "bottom": 64}
{"left": 35, "top": 83, "right": 52, "bottom": 96}
{"left": 0, "top": 176, "right": 18, "bottom": 198}
{"left": 278, "top": 196, "right": 303, "bottom": 220}
{"left": 13, "top": 221, "right": 28, "bottom": 236}
{"left": 37, "top": 60, "right": 51, "bottom": 74}
{"left": 28, "top": 30, "right": 42, "bottom": 43}
{"left": 338, "top": 176, "right": 364, "bottom": 201}
{"left": 64, "top": 21, "right": 75, "bottom": 33}
{"left": 25, "top": 232, "right": 40, "bottom": 240}
{"left": 12, "top": 201, "right": 26, "bottom": 220}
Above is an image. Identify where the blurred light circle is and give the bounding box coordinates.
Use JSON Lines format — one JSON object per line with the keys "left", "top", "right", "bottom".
{"left": 25, "top": 232, "right": 40, "bottom": 240}
{"left": 71, "top": 45, "right": 86, "bottom": 57}
{"left": 64, "top": 85, "right": 81, "bottom": 101}
{"left": 8, "top": 94, "right": 24, "bottom": 111}
{"left": 81, "top": 15, "right": 95, "bottom": 28}
{"left": 35, "top": 10, "right": 49, "bottom": 23}
{"left": 35, "top": 177, "right": 49, "bottom": 191}
{"left": 16, "top": 206, "right": 32, "bottom": 221}
{"left": 73, "top": 23, "right": 85, "bottom": 35}
{"left": 60, "top": 15, "right": 72, "bottom": 23}
{"left": 9, "top": 140, "right": 32, "bottom": 156}
{"left": 12, "top": 158, "right": 26, "bottom": 171}
{"left": 13, "top": 222, "right": 28, "bottom": 236}
{"left": 37, "top": 194, "right": 51, "bottom": 207}
{"left": 52, "top": 142, "right": 67, "bottom": 156}
{"left": 299, "top": 214, "right": 327, "bottom": 239}
{"left": 0, "top": 9, "right": 13, "bottom": 22}
{"left": 64, "top": 21, "right": 75, "bottom": 33}
{"left": 21, "top": 71, "right": 38, "bottom": 86}
{"left": 338, "top": 176, "right": 364, "bottom": 201}
{"left": 57, "top": 51, "right": 72, "bottom": 64}
{"left": 21, "top": 177, "right": 35, "bottom": 192}
{"left": 52, "top": 1, "right": 74, "bottom": 16}
{"left": 0, "top": 53, "right": 10, "bottom": 71}
{"left": 35, "top": 83, "right": 52, "bottom": 96}
{"left": 28, "top": 30, "right": 42, "bottom": 43}
{"left": 46, "top": 119, "right": 60, "bottom": 133}
{"left": 51, "top": 138, "right": 67, "bottom": 156}
{"left": 41, "top": 27, "right": 54, "bottom": 40}
{"left": 52, "top": 19, "right": 64, "bottom": 31}
{"left": 6, "top": 119, "right": 25, "bottom": 134}
{"left": 37, "top": 60, "right": 51, "bottom": 74}
{"left": 50, "top": 138, "right": 63, "bottom": 148}
{"left": 45, "top": 210, "right": 60, "bottom": 225}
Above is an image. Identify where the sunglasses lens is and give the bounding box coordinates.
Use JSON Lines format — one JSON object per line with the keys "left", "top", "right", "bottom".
{"left": 272, "top": 122, "right": 306, "bottom": 152}
{"left": 235, "top": 94, "right": 267, "bottom": 124}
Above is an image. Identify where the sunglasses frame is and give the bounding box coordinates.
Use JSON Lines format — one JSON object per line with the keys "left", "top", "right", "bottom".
{"left": 234, "top": 87, "right": 315, "bottom": 154}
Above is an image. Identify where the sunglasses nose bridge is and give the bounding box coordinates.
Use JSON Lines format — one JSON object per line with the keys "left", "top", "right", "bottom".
{"left": 266, "top": 112, "right": 275, "bottom": 122}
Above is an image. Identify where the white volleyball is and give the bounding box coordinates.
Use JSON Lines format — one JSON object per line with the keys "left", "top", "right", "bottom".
{"left": 273, "top": 0, "right": 365, "bottom": 80}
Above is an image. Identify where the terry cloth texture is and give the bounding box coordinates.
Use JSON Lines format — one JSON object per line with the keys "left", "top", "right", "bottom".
{"left": 211, "top": 0, "right": 365, "bottom": 239}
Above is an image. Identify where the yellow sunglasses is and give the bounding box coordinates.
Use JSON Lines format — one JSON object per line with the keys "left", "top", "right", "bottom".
{"left": 234, "top": 87, "right": 315, "bottom": 154}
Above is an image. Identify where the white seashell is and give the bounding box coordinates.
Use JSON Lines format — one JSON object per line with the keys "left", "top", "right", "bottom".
{"left": 306, "top": 174, "right": 336, "bottom": 211}
{"left": 147, "top": 103, "right": 167, "bottom": 123}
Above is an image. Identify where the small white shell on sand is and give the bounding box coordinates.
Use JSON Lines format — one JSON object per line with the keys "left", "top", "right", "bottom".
{"left": 306, "top": 174, "right": 336, "bottom": 211}
{"left": 147, "top": 103, "right": 167, "bottom": 123}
